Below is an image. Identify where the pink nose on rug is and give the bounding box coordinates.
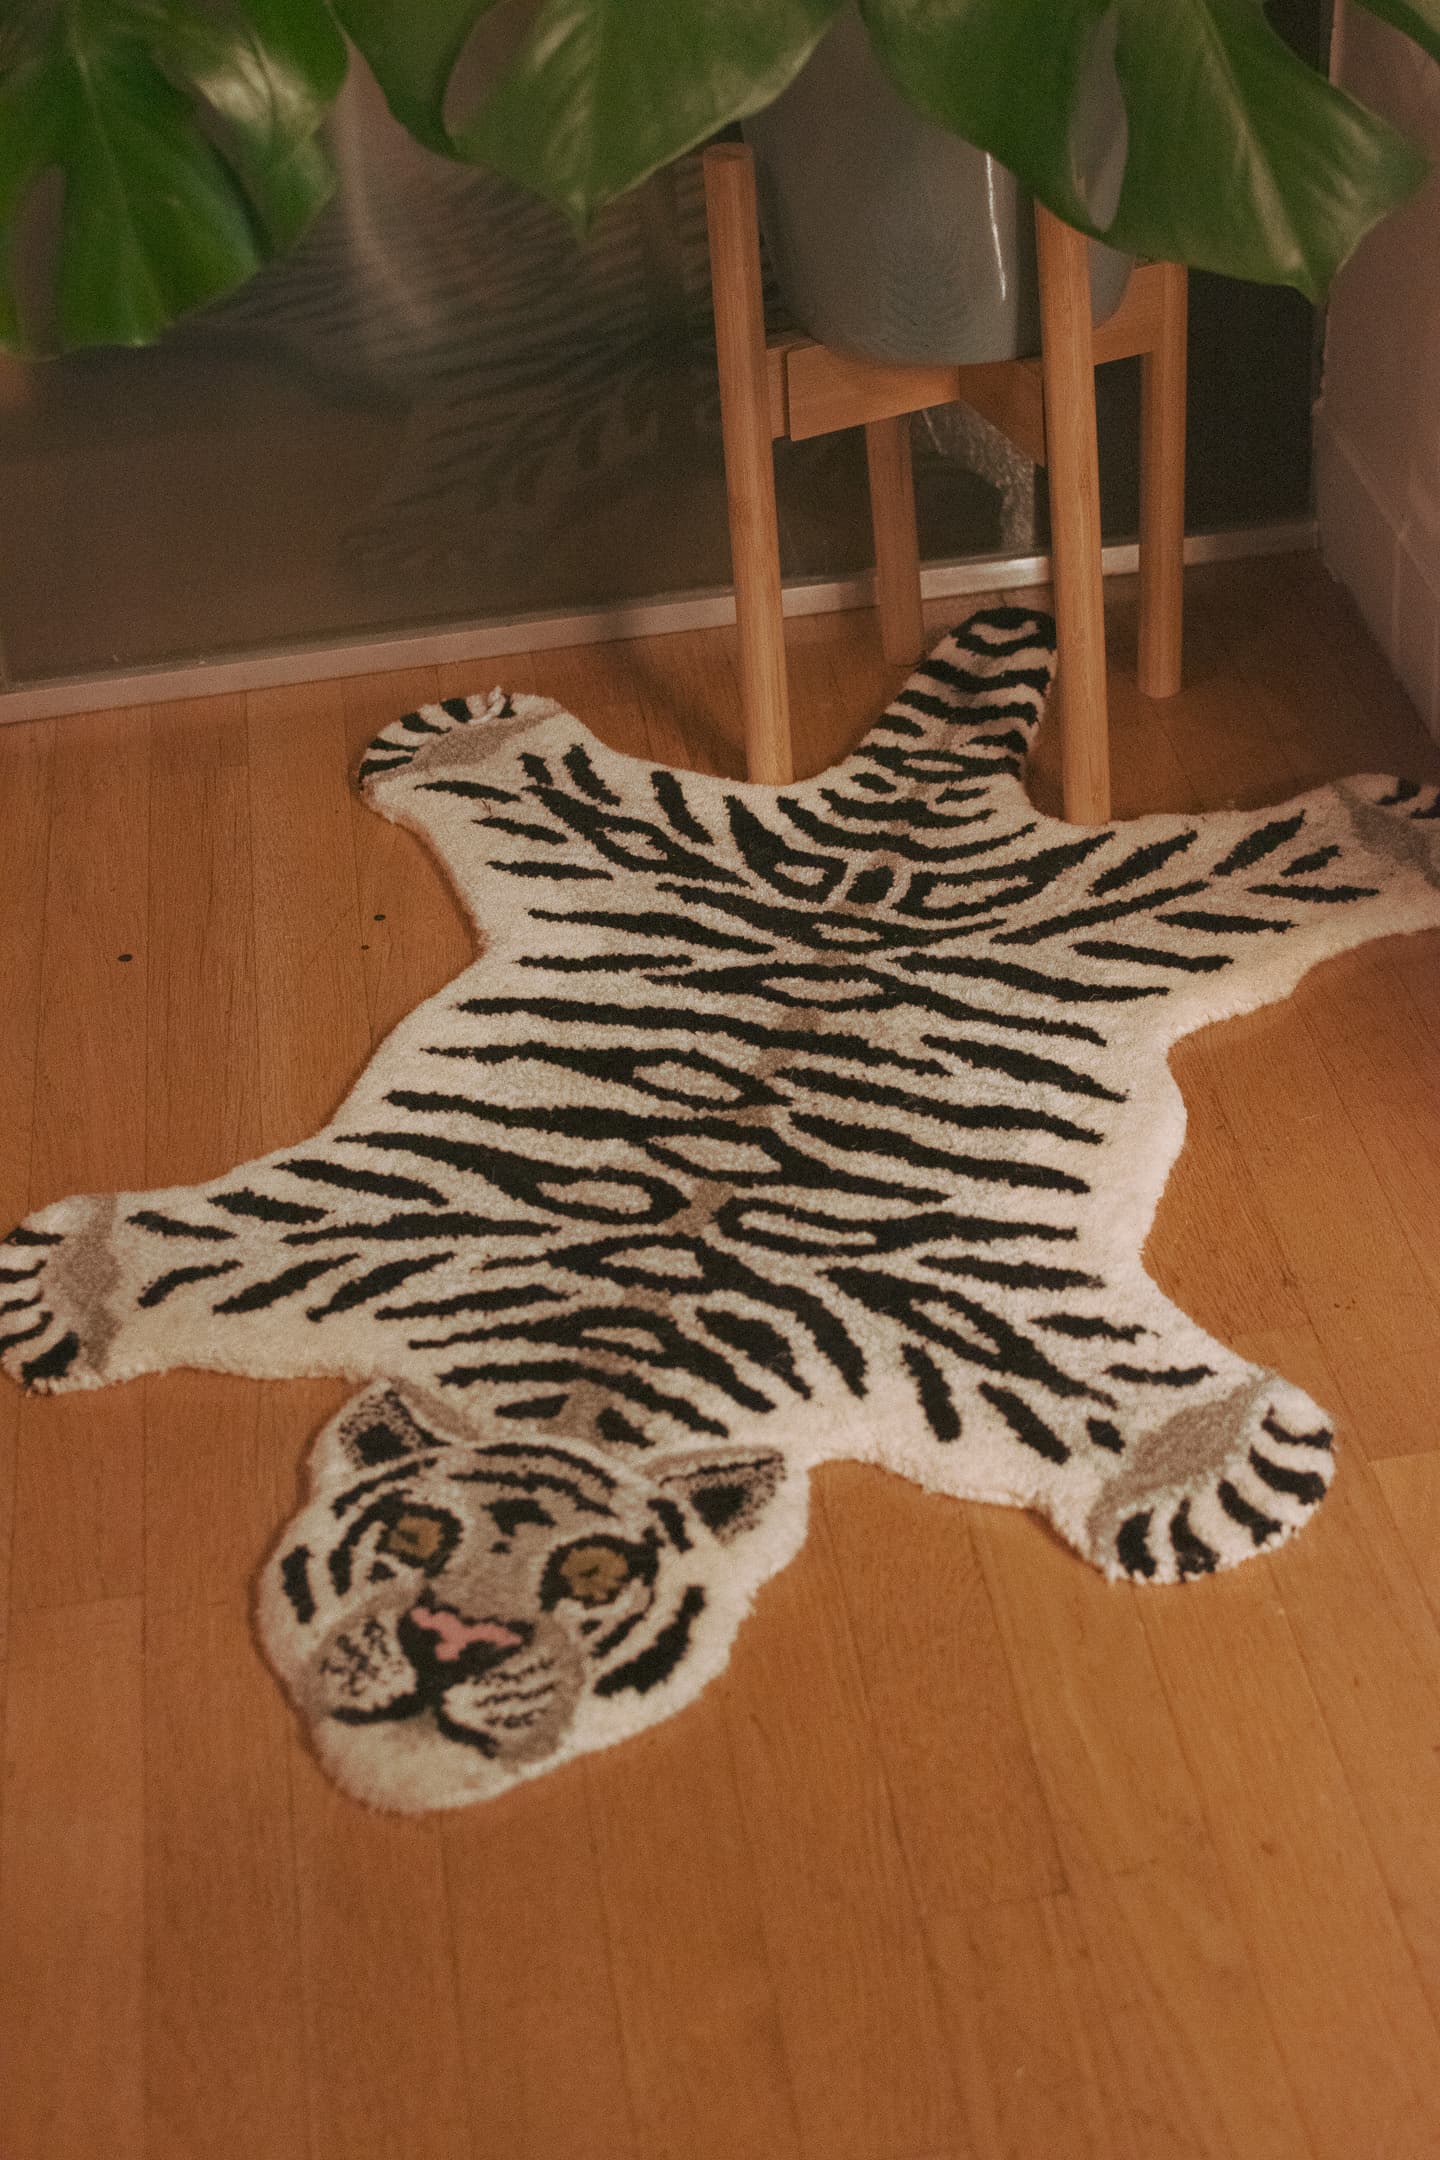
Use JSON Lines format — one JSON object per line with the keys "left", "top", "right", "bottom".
{"left": 406, "top": 1606, "right": 525, "bottom": 1662}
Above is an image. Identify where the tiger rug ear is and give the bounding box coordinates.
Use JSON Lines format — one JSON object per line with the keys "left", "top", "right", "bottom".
{"left": 255, "top": 1396, "right": 809, "bottom": 1813}
{"left": 656, "top": 1448, "right": 787, "bottom": 1541}
{"left": 307, "top": 1378, "right": 459, "bottom": 1484}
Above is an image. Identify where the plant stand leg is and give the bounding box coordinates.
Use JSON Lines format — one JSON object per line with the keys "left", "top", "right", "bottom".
{"left": 865, "top": 415, "right": 926, "bottom": 665}
{"left": 1137, "top": 261, "right": 1188, "bottom": 699}
{"left": 1035, "top": 203, "right": 1111, "bottom": 826}
{"left": 703, "top": 144, "right": 794, "bottom": 785}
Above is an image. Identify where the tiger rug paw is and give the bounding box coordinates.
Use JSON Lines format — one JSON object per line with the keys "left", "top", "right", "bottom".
{"left": 3, "top": 608, "right": 1439, "bottom": 1811}
{"left": 257, "top": 1382, "right": 805, "bottom": 1812}
{"left": 0, "top": 1198, "right": 125, "bottom": 1392}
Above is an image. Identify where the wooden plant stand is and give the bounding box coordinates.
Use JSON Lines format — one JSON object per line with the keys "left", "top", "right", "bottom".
{"left": 703, "top": 142, "right": 1188, "bottom": 823}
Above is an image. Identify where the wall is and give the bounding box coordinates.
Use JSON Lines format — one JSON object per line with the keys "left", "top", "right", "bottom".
{"left": 1316, "top": 6, "right": 1440, "bottom": 737}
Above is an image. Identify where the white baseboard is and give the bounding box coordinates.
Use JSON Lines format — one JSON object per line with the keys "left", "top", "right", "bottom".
{"left": 0, "top": 520, "right": 1316, "bottom": 727}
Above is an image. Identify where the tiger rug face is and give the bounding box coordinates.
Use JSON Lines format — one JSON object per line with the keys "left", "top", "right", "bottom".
{"left": 4, "top": 609, "right": 1439, "bottom": 1813}
{"left": 259, "top": 1381, "right": 802, "bottom": 1810}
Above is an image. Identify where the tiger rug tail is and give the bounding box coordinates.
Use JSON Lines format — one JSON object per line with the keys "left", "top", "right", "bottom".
{"left": 4, "top": 609, "right": 1439, "bottom": 1812}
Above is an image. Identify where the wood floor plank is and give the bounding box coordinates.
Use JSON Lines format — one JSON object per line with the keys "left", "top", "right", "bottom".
{"left": 587, "top": 1709, "right": 800, "bottom": 2160}
{"left": 1149, "top": 581, "right": 1305, "bottom": 811}
{"left": 0, "top": 1597, "right": 145, "bottom": 2160}
{"left": 1199, "top": 557, "right": 1366, "bottom": 784}
{"left": 444, "top": 1771, "right": 639, "bottom": 2160}
{"left": 720, "top": 1512, "right": 969, "bottom": 2160}
{"left": 1374, "top": 1455, "right": 1440, "bottom": 1626}
{"left": 28, "top": 708, "right": 152, "bottom": 1204}
{"left": 1212, "top": 554, "right": 1440, "bottom": 789}
{"left": 145, "top": 1600, "right": 309, "bottom": 2160}
{"left": 972, "top": 1507, "right": 1204, "bottom": 1879}
{"left": 1389, "top": 919, "right": 1440, "bottom": 1059}
{"left": 1293, "top": 1290, "right": 1440, "bottom": 1462}
{"left": 1063, "top": 1857, "right": 1312, "bottom": 2160}
{"left": 1089, "top": 582, "right": 1215, "bottom": 821}
{"left": 972, "top": 1507, "right": 1312, "bottom": 2159}
{"left": 817, "top": 1466, "right": 1167, "bottom": 2158}
{"left": 10, "top": 1386, "right": 147, "bottom": 1609}
{"left": 1182, "top": 999, "right": 1437, "bottom": 1424}
{"left": 146, "top": 693, "right": 261, "bottom": 1183}
{"left": 1273, "top": 1457, "right": 1440, "bottom": 2009}
{"left": 0, "top": 1387, "right": 15, "bottom": 1767}
{"left": 627, "top": 627, "right": 746, "bottom": 779}
{"left": 0, "top": 716, "right": 52, "bottom": 1736}
{"left": 0, "top": 718, "right": 176, "bottom": 2160}
{"left": 146, "top": 1367, "right": 302, "bottom": 1613}
{"left": 0, "top": 716, "right": 52, "bottom": 1220}
{"left": 933, "top": 1891, "right": 1119, "bottom": 2160}
{"left": 790, "top": 606, "right": 893, "bottom": 779}
{"left": 818, "top": 1465, "right": 1064, "bottom": 1909}
{"left": 1300, "top": 940, "right": 1440, "bottom": 1315}
{"left": 1140, "top": 1562, "right": 1440, "bottom": 2160}
{"left": 291, "top": 1752, "right": 477, "bottom": 2160}
{"left": 13, "top": 707, "right": 151, "bottom": 1611}
{"left": 247, "top": 679, "right": 372, "bottom": 1145}
{"left": 1149, "top": 1037, "right": 1309, "bottom": 1346}
{"left": 1231, "top": 1320, "right": 1440, "bottom": 2012}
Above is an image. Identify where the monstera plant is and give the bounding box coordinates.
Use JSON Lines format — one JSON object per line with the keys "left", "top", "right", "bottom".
{"left": 1, "top": 0, "right": 1438, "bottom": 353}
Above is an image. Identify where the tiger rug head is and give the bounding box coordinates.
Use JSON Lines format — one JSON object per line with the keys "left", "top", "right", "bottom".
{"left": 256, "top": 1379, "right": 807, "bottom": 1811}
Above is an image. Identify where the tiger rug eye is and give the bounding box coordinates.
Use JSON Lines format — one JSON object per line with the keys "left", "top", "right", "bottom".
{"left": 4, "top": 611, "right": 1439, "bottom": 1813}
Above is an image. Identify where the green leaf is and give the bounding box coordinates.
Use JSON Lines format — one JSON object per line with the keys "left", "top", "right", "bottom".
{"left": 457, "top": 0, "right": 846, "bottom": 230}
{"left": 1348, "top": 0, "right": 1440, "bottom": 67}
{"left": 334, "top": 0, "right": 504, "bottom": 155}
{"left": 7, "top": 0, "right": 1438, "bottom": 353}
{"left": 860, "top": 0, "right": 1430, "bottom": 298}
{"left": 0, "top": 0, "right": 345, "bottom": 353}
{"left": 1107, "top": 0, "right": 1428, "bottom": 295}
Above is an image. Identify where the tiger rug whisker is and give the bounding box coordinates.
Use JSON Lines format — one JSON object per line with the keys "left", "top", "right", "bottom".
{"left": 4, "top": 609, "right": 1439, "bottom": 1812}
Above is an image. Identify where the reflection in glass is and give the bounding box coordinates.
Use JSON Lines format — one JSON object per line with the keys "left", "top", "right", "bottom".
{"left": 0, "top": 65, "right": 1312, "bottom": 691}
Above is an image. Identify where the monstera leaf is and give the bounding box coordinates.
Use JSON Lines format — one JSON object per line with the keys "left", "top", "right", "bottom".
{"left": 458, "top": 0, "right": 845, "bottom": 229}
{"left": 0, "top": 0, "right": 345, "bottom": 350}
{"left": 332, "top": 0, "right": 502, "bottom": 155}
{"left": 340, "top": 0, "right": 847, "bottom": 227}
{"left": 3, "top": 0, "right": 1440, "bottom": 349}
{"left": 432, "top": 0, "right": 1436, "bottom": 297}
{"left": 858, "top": 0, "right": 1438, "bottom": 298}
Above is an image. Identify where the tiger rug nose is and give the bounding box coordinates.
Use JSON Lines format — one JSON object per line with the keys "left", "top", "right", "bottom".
{"left": 399, "top": 1603, "right": 529, "bottom": 1678}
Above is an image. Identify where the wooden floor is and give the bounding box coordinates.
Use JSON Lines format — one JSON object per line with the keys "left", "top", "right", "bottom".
{"left": 2, "top": 551, "right": 1439, "bottom": 2160}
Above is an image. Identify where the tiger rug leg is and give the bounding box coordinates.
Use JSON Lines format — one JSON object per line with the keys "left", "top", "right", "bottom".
{"left": 4, "top": 609, "right": 1439, "bottom": 1811}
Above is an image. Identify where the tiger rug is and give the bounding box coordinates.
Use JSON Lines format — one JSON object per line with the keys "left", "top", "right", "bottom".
{"left": 4, "top": 609, "right": 1439, "bottom": 1814}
